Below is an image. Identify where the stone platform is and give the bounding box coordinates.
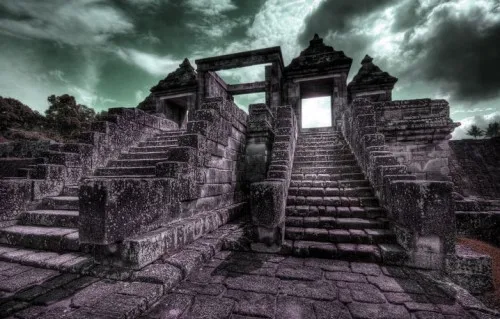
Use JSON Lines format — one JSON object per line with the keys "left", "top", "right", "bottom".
{"left": 1, "top": 229, "right": 498, "bottom": 319}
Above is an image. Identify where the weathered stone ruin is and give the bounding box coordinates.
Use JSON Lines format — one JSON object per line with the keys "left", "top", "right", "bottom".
{"left": 0, "top": 34, "right": 498, "bottom": 317}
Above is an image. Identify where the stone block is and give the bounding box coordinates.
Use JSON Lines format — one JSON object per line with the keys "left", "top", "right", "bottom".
{"left": 0, "top": 180, "right": 31, "bottom": 221}
{"left": 387, "top": 180, "right": 455, "bottom": 269}
{"left": 79, "top": 178, "right": 181, "bottom": 245}
{"left": 250, "top": 181, "right": 286, "bottom": 248}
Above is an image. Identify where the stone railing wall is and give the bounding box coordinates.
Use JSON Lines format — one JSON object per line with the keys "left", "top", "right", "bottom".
{"left": 342, "top": 98, "right": 456, "bottom": 270}
{"left": 79, "top": 97, "right": 248, "bottom": 267}
{"left": 249, "top": 105, "right": 298, "bottom": 252}
{"left": 373, "top": 99, "right": 458, "bottom": 181}
{"left": 0, "top": 108, "right": 175, "bottom": 225}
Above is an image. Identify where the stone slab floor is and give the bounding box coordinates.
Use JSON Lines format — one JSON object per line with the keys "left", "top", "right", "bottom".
{"left": 1, "top": 250, "right": 499, "bottom": 319}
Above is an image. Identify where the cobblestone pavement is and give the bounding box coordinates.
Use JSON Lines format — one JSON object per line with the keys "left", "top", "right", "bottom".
{"left": 1, "top": 251, "right": 500, "bottom": 319}
{"left": 143, "top": 251, "right": 500, "bottom": 319}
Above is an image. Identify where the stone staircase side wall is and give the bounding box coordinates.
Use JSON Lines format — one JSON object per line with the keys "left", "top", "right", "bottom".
{"left": 0, "top": 108, "right": 176, "bottom": 224}
{"left": 249, "top": 105, "right": 298, "bottom": 251}
{"left": 77, "top": 107, "right": 179, "bottom": 180}
{"left": 373, "top": 99, "right": 458, "bottom": 182}
{"left": 80, "top": 97, "right": 248, "bottom": 247}
{"left": 342, "top": 98, "right": 456, "bottom": 270}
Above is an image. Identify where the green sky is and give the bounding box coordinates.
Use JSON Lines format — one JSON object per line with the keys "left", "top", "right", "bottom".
{"left": 0, "top": 0, "right": 499, "bottom": 138}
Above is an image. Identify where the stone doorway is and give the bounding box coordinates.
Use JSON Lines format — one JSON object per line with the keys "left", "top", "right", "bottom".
{"left": 158, "top": 93, "right": 194, "bottom": 129}
{"left": 301, "top": 96, "right": 332, "bottom": 128}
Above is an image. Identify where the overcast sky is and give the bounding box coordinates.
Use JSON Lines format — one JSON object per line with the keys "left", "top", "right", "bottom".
{"left": 0, "top": 0, "right": 499, "bottom": 138}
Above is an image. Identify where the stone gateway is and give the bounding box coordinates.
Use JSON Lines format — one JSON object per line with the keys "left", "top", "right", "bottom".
{"left": 0, "top": 35, "right": 498, "bottom": 318}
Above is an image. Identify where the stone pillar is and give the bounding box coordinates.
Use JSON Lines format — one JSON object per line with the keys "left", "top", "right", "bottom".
{"left": 196, "top": 71, "right": 207, "bottom": 110}
{"left": 244, "top": 104, "right": 275, "bottom": 184}
{"left": 333, "top": 73, "right": 348, "bottom": 129}
{"left": 285, "top": 81, "right": 301, "bottom": 130}
{"left": 250, "top": 180, "right": 286, "bottom": 251}
{"left": 387, "top": 180, "right": 456, "bottom": 269}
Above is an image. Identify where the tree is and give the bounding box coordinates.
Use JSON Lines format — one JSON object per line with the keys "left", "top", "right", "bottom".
{"left": 0, "top": 96, "right": 45, "bottom": 132}
{"left": 485, "top": 122, "right": 500, "bottom": 138}
{"left": 466, "top": 125, "right": 484, "bottom": 139}
{"left": 45, "top": 94, "right": 95, "bottom": 137}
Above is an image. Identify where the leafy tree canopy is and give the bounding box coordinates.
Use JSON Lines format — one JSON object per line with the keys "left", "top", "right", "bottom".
{"left": 466, "top": 125, "right": 484, "bottom": 139}
{"left": 485, "top": 122, "right": 500, "bottom": 138}
{"left": 0, "top": 96, "right": 46, "bottom": 132}
{"left": 45, "top": 94, "right": 95, "bottom": 137}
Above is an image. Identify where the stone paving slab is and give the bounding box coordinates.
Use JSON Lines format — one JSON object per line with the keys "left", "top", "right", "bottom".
{"left": 141, "top": 251, "right": 500, "bottom": 319}
{"left": 1, "top": 219, "right": 499, "bottom": 319}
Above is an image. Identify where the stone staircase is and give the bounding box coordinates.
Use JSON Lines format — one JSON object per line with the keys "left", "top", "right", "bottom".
{"left": 0, "top": 129, "right": 185, "bottom": 255}
{"left": 284, "top": 128, "right": 405, "bottom": 263}
{"left": 94, "top": 129, "right": 185, "bottom": 177}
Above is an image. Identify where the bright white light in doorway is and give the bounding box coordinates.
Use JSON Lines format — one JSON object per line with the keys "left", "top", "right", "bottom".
{"left": 301, "top": 97, "right": 332, "bottom": 128}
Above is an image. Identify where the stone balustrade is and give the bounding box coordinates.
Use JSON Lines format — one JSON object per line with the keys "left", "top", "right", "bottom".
{"left": 249, "top": 105, "right": 298, "bottom": 252}
{"left": 342, "top": 98, "right": 456, "bottom": 270}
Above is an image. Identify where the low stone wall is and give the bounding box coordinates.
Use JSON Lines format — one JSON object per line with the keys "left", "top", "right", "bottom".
{"left": 449, "top": 137, "right": 500, "bottom": 199}
{"left": 342, "top": 98, "right": 456, "bottom": 270}
{"left": 249, "top": 105, "right": 298, "bottom": 251}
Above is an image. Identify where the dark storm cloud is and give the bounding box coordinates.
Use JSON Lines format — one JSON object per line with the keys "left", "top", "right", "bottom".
{"left": 298, "top": 0, "right": 500, "bottom": 105}
{"left": 298, "top": 0, "right": 397, "bottom": 47}
{"left": 398, "top": 3, "right": 500, "bottom": 102}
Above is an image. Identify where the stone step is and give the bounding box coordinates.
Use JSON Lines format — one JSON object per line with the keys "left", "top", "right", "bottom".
{"left": 286, "top": 205, "right": 385, "bottom": 219}
{"left": 156, "top": 130, "right": 186, "bottom": 137}
{"left": 90, "top": 174, "right": 156, "bottom": 179}
{"left": 138, "top": 140, "right": 178, "bottom": 147}
{"left": 297, "top": 138, "right": 340, "bottom": 144}
{"left": 295, "top": 149, "right": 352, "bottom": 157}
{"left": 299, "top": 131, "right": 338, "bottom": 136}
{"left": 287, "top": 196, "right": 379, "bottom": 207}
{"left": 285, "top": 240, "right": 406, "bottom": 263}
{"left": 17, "top": 168, "right": 35, "bottom": 178}
{"left": 107, "top": 158, "right": 169, "bottom": 168}
{"left": 291, "top": 217, "right": 387, "bottom": 229}
{"left": 291, "top": 173, "right": 366, "bottom": 181}
{"left": 44, "top": 151, "right": 81, "bottom": 165}
{"left": 0, "top": 225, "right": 79, "bottom": 252}
{"left": 292, "top": 166, "right": 362, "bottom": 175}
{"left": 119, "top": 151, "right": 169, "bottom": 160}
{"left": 0, "top": 245, "right": 93, "bottom": 271}
{"left": 289, "top": 179, "right": 371, "bottom": 188}
{"left": 292, "top": 159, "right": 358, "bottom": 168}
{"left": 94, "top": 166, "right": 156, "bottom": 177}
{"left": 146, "top": 136, "right": 179, "bottom": 142}
{"left": 41, "top": 196, "right": 79, "bottom": 210}
{"left": 19, "top": 210, "right": 79, "bottom": 228}
{"left": 294, "top": 154, "right": 356, "bottom": 162}
{"left": 285, "top": 226, "right": 396, "bottom": 244}
{"left": 296, "top": 140, "right": 344, "bottom": 146}
{"left": 288, "top": 186, "right": 374, "bottom": 197}
{"left": 62, "top": 185, "right": 79, "bottom": 197}
{"left": 129, "top": 146, "right": 175, "bottom": 153}
{"left": 295, "top": 144, "right": 348, "bottom": 151}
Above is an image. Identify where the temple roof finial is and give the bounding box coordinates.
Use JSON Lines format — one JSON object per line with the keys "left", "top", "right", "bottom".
{"left": 361, "top": 55, "right": 373, "bottom": 65}
{"left": 313, "top": 33, "right": 320, "bottom": 40}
